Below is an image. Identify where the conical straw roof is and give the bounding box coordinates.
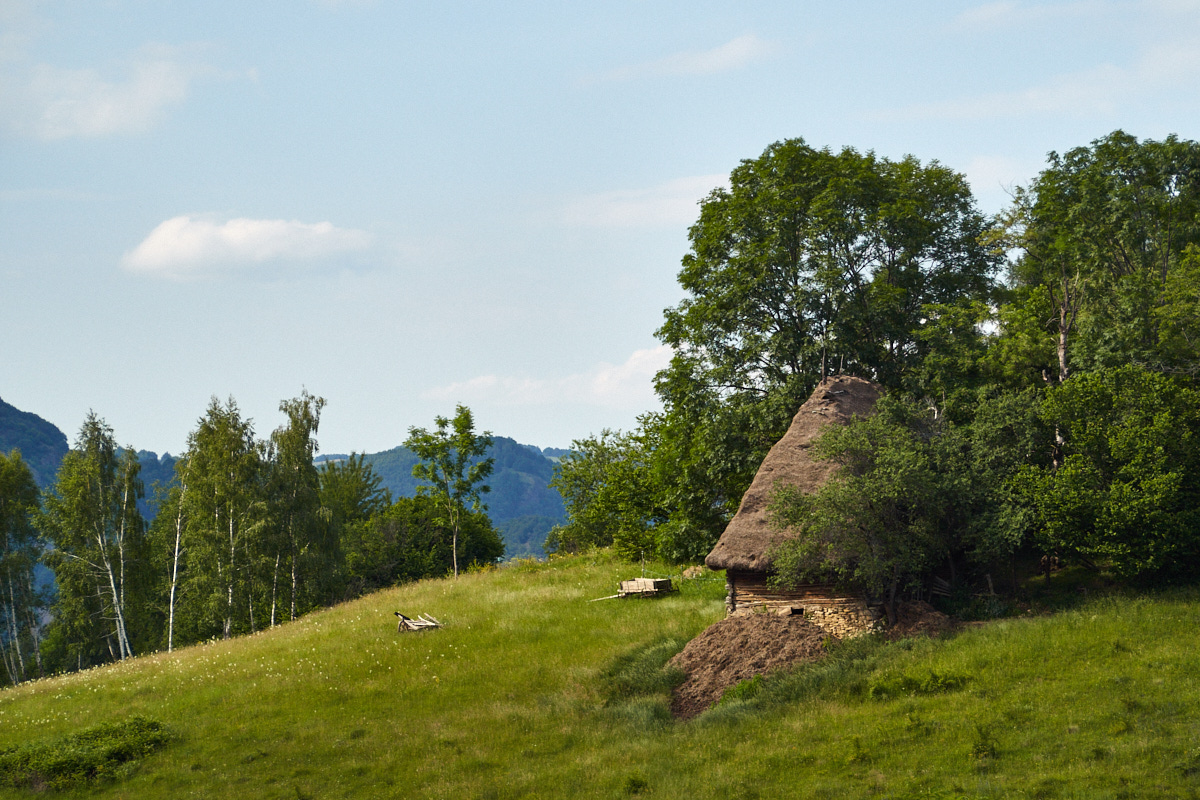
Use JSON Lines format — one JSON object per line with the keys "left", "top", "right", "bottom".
{"left": 705, "top": 375, "right": 881, "bottom": 573}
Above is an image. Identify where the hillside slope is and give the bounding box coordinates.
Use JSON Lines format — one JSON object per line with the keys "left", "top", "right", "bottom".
{"left": 2, "top": 558, "right": 1200, "bottom": 798}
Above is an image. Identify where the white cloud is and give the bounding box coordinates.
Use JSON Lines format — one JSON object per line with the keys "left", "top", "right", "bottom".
{"left": 122, "top": 215, "right": 373, "bottom": 278}
{"left": 425, "top": 345, "right": 673, "bottom": 411}
{"left": 591, "top": 34, "right": 774, "bottom": 83}
{"left": 562, "top": 174, "right": 728, "bottom": 228}
{"left": 875, "top": 34, "right": 1200, "bottom": 122}
{"left": 2, "top": 44, "right": 216, "bottom": 140}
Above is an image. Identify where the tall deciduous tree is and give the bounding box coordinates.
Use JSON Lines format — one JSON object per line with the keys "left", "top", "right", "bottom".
{"left": 0, "top": 450, "right": 44, "bottom": 684}
{"left": 638, "top": 139, "right": 1000, "bottom": 559}
{"left": 404, "top": 406, "right": 496, "bottom": 577}
{"left": 266, "top": 391, "right": 327, "bottom": 623}
{"left": 179, "top": 398, "right": 266, "bottom": 640}
{"left": 342, "top": 494, "right": 501, "bottom": 594}
{"left": 1004, "top": 131, "right": 1200, "bottom": 386}
{"left": 39, "top": 414, "right": 147, "bottom": 666}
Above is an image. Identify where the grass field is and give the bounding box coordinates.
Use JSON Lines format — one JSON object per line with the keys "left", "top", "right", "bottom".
{"left": 2, "top": 552, "right": 1200, "bottom": 799}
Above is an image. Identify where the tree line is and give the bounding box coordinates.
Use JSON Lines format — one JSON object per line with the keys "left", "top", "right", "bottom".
{"left": 548, "top": 130, "right": 1200, "bottom": 610}
{"left": 0, "top": 398, "right": 500, "bottom": 683}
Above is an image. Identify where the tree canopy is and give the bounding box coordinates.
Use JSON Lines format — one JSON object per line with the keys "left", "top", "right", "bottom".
{"left": 405, "top": 405, "right": 498, "bottom": 577}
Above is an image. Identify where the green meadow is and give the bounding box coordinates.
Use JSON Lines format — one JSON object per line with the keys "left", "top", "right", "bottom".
{"left": 2, "top": 552, "right": 1200, "bottom": 799}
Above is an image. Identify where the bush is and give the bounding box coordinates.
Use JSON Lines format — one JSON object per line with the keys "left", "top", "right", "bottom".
{"left": 0, "top": 716, "right": 172, "bottom": 790}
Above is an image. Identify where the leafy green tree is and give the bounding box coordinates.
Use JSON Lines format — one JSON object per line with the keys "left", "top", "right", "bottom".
{"left": 341, "top": 494, "right": 501, "bottom": 595}
{"left": 648, "top": 138, "right": 1000, "bottom": 556}
{"left": 405, "top": 406, "right": 497, "bottom": 577}
{"left": 769, "top": 392, "right": 1049, "bottom": 619}
{"left": 319, "top": 453, "right": 390, "bottom": 533}
{"left": 1016, "top": 365, "right": 1200, "bottom": 581}
{"left": 265, "top": 391, "right": 329, "bottom": 623}
{"left": 175, "top": 398, "right": 267, "bottom": 641}
{"left": 38, "top": 414, "right": 148, "bottom": 666}
{"left": 0, "top": 450, "right": 44, "bottom": 683}
{"left": 1003, "top": 131, "right": 1200, "bottom": 386}
{"left": 317, "top": 453, "right": 389, "bottom": 601}
{"left": 545, "top": 428, "right": 661, "bottom": 558}
{"left": 768, "top": 400, "right": 954, "bottom": 623}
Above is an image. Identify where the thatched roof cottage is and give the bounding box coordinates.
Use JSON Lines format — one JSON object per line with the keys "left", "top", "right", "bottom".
{"left": 704, "top": 375, "right": 884, "bottom": 637}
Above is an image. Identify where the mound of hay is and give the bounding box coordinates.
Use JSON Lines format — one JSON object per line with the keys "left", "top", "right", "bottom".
{"left": 668, "top": 614, "right": 830, "bottom": 720}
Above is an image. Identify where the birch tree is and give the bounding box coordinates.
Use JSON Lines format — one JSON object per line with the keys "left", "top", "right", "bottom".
{"left": 265, "top": 391, "right": 327, "bottom": 623}
{"left": 0, "top": 450, "right": 44, "bottom": 684}
{"left": 179, "top": 398, "right": 266, "bottom": 640}
{"left": 39, "top": 414, "right": 146, "bottom": 664}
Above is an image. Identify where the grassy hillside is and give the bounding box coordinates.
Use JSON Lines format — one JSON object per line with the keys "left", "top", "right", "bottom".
{"left": 2, "top": 555, "right": 1200, "bottom": 798}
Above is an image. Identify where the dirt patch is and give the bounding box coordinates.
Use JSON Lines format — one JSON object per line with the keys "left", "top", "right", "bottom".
{"left": 669, "top": 601, "right": 956, "bottom": 719}
{"left": 668, "top": 613, "right": 830, "bottom": 720}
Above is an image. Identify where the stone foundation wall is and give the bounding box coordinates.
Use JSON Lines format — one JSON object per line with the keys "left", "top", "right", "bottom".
{"left": 726, "top": 570, "right": 884, "bottom": 638}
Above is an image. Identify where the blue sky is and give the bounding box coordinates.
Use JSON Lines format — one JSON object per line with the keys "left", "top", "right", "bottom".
{"left": 4, "top": 0, "right": 1200, "bottom": 456}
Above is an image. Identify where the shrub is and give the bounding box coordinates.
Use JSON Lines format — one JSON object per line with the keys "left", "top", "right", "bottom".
{"left": 0, "top": 716, "right": 172, "bottom": 790}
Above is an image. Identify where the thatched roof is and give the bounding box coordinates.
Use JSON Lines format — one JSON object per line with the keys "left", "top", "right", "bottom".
{"left": 704, "top": 375, "right": 881, "bottom": 573}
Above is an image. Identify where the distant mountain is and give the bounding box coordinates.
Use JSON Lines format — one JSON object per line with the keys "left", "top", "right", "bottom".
{"left": 319, "top": 436, "right": 567, "bottom": 558}
{"left": 136, "top": 451, "right": 179, "bottom": 520}
{"left": 0, "top": 397, "right": 69, "bottom": 488}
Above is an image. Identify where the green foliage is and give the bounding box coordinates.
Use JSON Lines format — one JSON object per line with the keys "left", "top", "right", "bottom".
{"left": 318, "top": 453, "right": 391, "bottom": 534}
{"left": 341, "top": 494, "right": 502, "bottom": 594}
{"left": 661, "top": 138, "right": 999, "bottom": 395}
{"left": 171, "top": 397, "right": 268, "bottom": 643}
{"left": 767, "top": 399, "right": 996, "bottom": 613}
{"left": 768, "top": 403, "right": 948, "bottom": 613}
{"left": 644, "top": 138, "right": 1001, "bottom": 558}
{"left": 265, "top": 391, "right": 332, "bottom": 622}
{"left": 1019, "top": 365, "right": 1200, "bottom": 580}
{"left": 0, "top": 450, "right": 44, "bottom": 684}
{"left": 405, "top": 405, "right": 497, "bottom": 577}
{"left": 0, "top": 716, "right": 170, "bottom": 790}
{"left": 38, "top": 414, "right": 150, "bottom": 668}
{"left": 769, "top": 389, "right": 1050, "bottom": 613}
{"left": 546, "top": 428, "right": 661, "bottom": 558}
{"left": 1004, "top": 130, "right": 1200, "bottom": 383}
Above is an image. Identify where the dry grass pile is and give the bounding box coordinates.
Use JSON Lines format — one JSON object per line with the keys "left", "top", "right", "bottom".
{"left": 668, "top": 613, "right": 830, "bottom": 719}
